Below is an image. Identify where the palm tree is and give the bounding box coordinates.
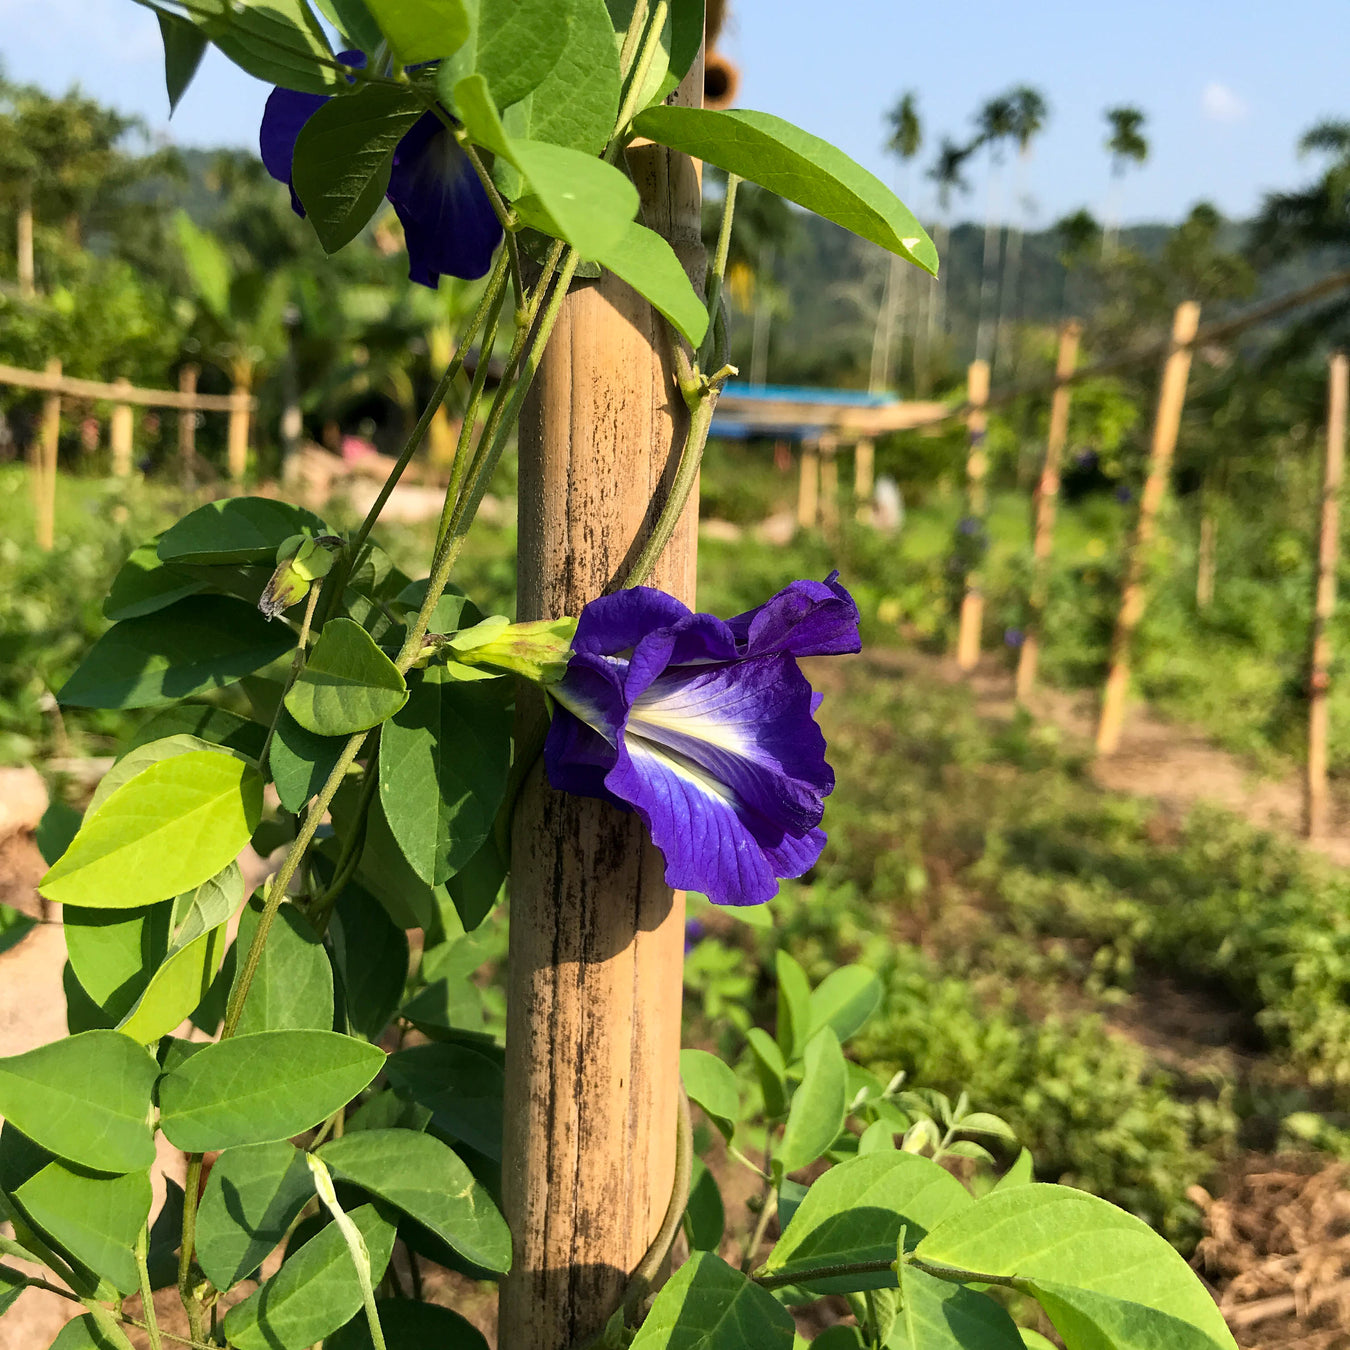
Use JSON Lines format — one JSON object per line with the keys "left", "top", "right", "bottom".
{"left": 1102, "top": 105, "right": 1149, "bottom": 255}
{"left": 995, "top": 86, "right": 1049, "bottom": 375}
{"left": 972, "top": 94, "right": 1016, "bottom": 368}
{"left": 870, "top": 91, "right": 923, "bottom": 393}
{"left": 1054, "top": 207, "right": 1101, "bottom": 316}
{"left": 924, "top": 137, "right": 974, "bottom": 371}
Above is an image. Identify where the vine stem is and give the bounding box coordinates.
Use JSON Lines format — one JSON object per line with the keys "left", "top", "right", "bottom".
{"left": 699, "top": 174, "right": 739, "bottom": 368}
{"left": 177, "top": 1156, "right": 205, "bottom": 1344}
{"left": 25, "top": 1280, "right": 217, "bottom": 1350}
{"left": 611, "top": 0, "right": 670, "bottom": 145}
{"left": 741, "top": 1184, "right": 778, "bottom": 1274}
{"left": 258, "top": 579, "right": 322, "bottom": 770}
{"left": 134, "top": 1227, "right": 163, "bottom": 1350}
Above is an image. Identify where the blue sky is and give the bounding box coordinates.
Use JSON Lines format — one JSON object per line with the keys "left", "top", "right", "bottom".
{"left": 1, "top": 0, "right": 1344, "bottom": 227}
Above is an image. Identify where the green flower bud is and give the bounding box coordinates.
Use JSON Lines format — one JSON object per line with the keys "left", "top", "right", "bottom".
{"left": 259, "top": 533, "right": 342, "bottom": 620}
{"left": 446, "top": 615, "right": 578, "bottom": 685}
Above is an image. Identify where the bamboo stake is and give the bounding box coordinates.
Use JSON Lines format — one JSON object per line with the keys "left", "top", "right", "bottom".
{"left": 1096, "top": 301, "right": 1201, "bottom": 755}
{"left": 1196, "top": 507, "right": 1216, "bottom": 608}
{"left": 1017, "top": 321, "right": 1080, "bottom": 699}
{"left": 955, "top": 359, "right": 990, "bottom": 671}
{"left": 35, "top": 358, "right": 60, "bottom": 550}
{"left": 500, "top": 58, "right": 703, "bottom": 1350}
{"left": 819, "top": 434, "right": 840, "bottom": 533}
{"left": 178, "top": 365, "right": 198, "bottom": 489}
{"left": 227, "top": 382, "right": 252, "bottom": 481}
{"left": 1306, "top": 352, "right": 1347, "bottom": 839}
{"left": 110, "top": 379, "right": 134, "bottom": 477}
{"left": 854, "top": 436, "right": 875, "bottom": 522}
{"left": 797, "top": 439, "right": 820, "bottom": 529}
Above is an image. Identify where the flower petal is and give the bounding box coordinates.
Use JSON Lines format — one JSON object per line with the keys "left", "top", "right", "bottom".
{"left": 727, "top": 573, "right": 861, "bottom": 658}
{"left": 387, "top": 112, "right": 504, "bottom": 286}
{"left": 260, "top": 86, "right": 330, "bottom": 213}
{"left": 625, "top": 654, "right": 830, "bottom": 835}
{"left": 545, "top": 654, "right": 626, "bottom": 802}
{"left": 572, "top": 587, "right": 693, "bottom": 658}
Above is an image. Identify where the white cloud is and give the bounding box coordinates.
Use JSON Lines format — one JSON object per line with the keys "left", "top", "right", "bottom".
{"left": 1202, "top": 82, "right": 1248, "bottom": 124}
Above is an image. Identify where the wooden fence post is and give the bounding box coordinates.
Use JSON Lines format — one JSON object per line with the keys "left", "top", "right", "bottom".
{"left": 1196, "top": 505, "right": 1216, "bottom": 608}
{"left": 227, "top": 384, "right": 251, "bottom": 481}
{"left": 956, "top": 359, "right": 990, "bottom": 671}
{"left": 819, "top": 434, "right": 840, "bottom": 533}
{"left": 1096, "top": 300, "right": 1201, "bottom": 755}
{"left": 1307, "top": 351, "right": 1348, "bottom": 839}
{"left": 854, "top": 436, "right": 875, "bottom": 499}
{"left": 179, "top": 365, "right": 199, "bottom": 489}
{"left": 1016, "top": 321, "right": 1080, "bottom": 700}
{"left": 110, "top": 378, "right": 134, "bottom": 477}
{"left": 500, "top": 60, "right": 703, "bottom": 1350}
{"left": 797, "top": 438, "right": 820, "bottom": 529}
{"left": 34, "top": 358, "right": 60, "bottom": 550}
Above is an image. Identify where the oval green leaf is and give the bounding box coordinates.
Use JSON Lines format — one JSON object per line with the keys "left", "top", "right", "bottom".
{"left": 808, "top": 965, "right": 883, "bottom": 1045}
{"left": 680, "top": 1048, "right": 739, "bottom": 1136}
{"left": 117, "top": 923, "right": 227, "bottom": 1045}
{"left": 633, "top": 106, "right": 938, "bottom": 274}
{"left": 157, "top": 497, "right": 331, "bottom": 566}
{"left": 104, "top": 539, "right": 204, "bottom": 621}
{"left": 592, "top": 220, "right": 708, "bottom": 347}
{"left": 629, "top": 1250, "right": 794, "bottom": 1349}
{"left": 890, "top": 1263, "right": 1025, "bottom": 1350}
{"left": 286, "top": 617, "right": 407, "bottom": 735}
{"left": 363, "top": 0, "right": 470, "bottom": 61}
{"left": 778, "top": 1026, "right": 847, "bottom": 1175}
{"left": 327, "top": 1298, "right": 489, "bottom": 1350}
{"left": 40, "top": 751, "right": 263, "bottom": 910}
{"left": 229, "top": 898, "right": 334, "bottom": 1037}
{"left": 318, "top": 1127, "right": 510, "bottom": 1271}
{"left": 0, "top": 1032, "right": 158, "bottom": 1173}
{"left": 384, "top": 1042, "right": 502, "bottom": 1158}
{"left": 158, "top": 1030, "right": 385, "bottom": 1152}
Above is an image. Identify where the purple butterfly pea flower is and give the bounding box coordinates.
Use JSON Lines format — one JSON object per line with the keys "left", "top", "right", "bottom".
{"left": 544, "top": 574, "right": 861, "bottom": 907}
{"left": 259, "top": 53, "right": 503, "bottom": 287}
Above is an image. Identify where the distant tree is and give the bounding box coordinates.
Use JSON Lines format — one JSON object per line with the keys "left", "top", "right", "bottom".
{"left": 1054, "top": 207, "right": 1102, "bottom": 315}
{"left": 1102, "top": 105, "right": 1149, "bottom": 255}
{"left": 871, "top": 91, "right": 923, "bottom": 392}
{"left": 972, "top": 93, "right": 1017, "bottom": 367}
{"left": 925, "top": 136, "right": 975, "bottom": 367}
{"left": 996, "top": 85, "right": 1050, "bottom": 374}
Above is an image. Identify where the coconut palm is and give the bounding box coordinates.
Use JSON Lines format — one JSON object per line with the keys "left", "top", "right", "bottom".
{"left": 924, "top": 136, "right": 974, "bottom": 370}
{"left": 994, "top": 85, "right": 1049, "bottom": 375}
{"left": 871, "top": 91, "right": 923, "bottom": 392}
{"left": 1054, "top": 207, "right": 1101, "bottom": 316}
{"left": 1102, "top": 105, "right": 1149, "bottom": 255}
{"left": 972, "top": 94, "right": 1017, "bottom": 367}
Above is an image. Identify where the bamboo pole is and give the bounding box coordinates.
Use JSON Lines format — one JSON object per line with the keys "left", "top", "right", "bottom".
{"left": 854, "top": 436, "right": 875, "bottom": 519}
{"left": 1096, "top": 301, "right": 1201, "bottom": 755}
{"left": 955, "top": 359, "right": 990, "bottom": 671}
{"left": 1016, "top": 321, "right": 1080, "bottom": 699}
{"left": 178, "top": 365, "right": 199, "bottom": 489}
{"left": 17, "top": 187, "right": 34, "bottom": 299}
{"left": 32, "top": 358, "right": 61, "bottom": 550}
{"left": 1196, "top": 507, "right": 1216, "bottom": 609}
{"left": 819, "top": 434, "right": 840, "bottom": 533}
{"left": 1306, "top": 352, "right": 1347, "bottom": 839}
{"left": 227, "top": 383, "right": 251, "bottom": 481}
{"left": 110, "top": 378, "right": 134, "bottom": 477}
{"left": 797, "top": 438, "right": 820, "bottom": 529}
{"left": 500, "top": 58, "right": 704, "bottom": 1350}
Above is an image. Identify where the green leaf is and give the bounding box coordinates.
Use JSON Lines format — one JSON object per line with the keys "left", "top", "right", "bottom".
{"left": 511, "top": 138, "right": 638, "bottom": 255}
{"left": 158, "top": 497, "right": 331, "bottom": 566}
{"left": 146, "top": 1177, "right": 184, "bottom": 1290}
{"left": 89, "top": 732, "right": 249, "bottom": 817}
{"left": 592, "top": 220, "right": 707, "bottom": 345}
{"left": 379, "top": 668, "right": 512, "bottom": 885}
{"left": 808, "top": 966, "right": 883, "bottom": 1045}
{"left": 104, "top": 539, "right": 204, "bottom": 621}
{"left": 62, "top": 904, "right": 170, "bottom": 1022}
{"left": 286, "top": 618, "right": 407, "bottom": 736}
{"left": 318, "top": 1127, "right": 510, "bottom": 1271}
{"left": 0, "top": 903, "right": 35, "bottom": 959}
{"left": 118, "top": 923, "right": 227, "bottom": 1044}
{"left": 680, "top": 1049, "right": 739, "bottom": 1137}
{"left": 774, "top": 949, "right": 812, "bottom": 1062}
{"left": 171, "top": 861, "right": 245, "bottom": 950}
{"left": 364, "top": 0, "right": 470, "bottom": 60}
{"left": 293, "top": 83, "right": 427, "bottom": 252}
{"left": 270, "top": 709, "right": 347, "bottom": 813}
{"left": 384, "top": 1041, "right": 502, "bottom": 1158}
{"left": 994, "top": 1149, "right": 1036, "bottom": 1191}
{"left": 230, "top": 898, "right": 335, "bottom": 1036}
{"left": 46, "top": 1313, "right": 124, "bottom": 1350}
{"left": 888, "top": 1264, "right": 1024, "bottom": 1349}
{"left": 0, "top": 1263, "right": 25, "bottom": 1317}
{"left": 327, "top": 1299, "right": 490, "bottom": 1349}
{"left": 632, "top": 107, "right": 939, "bottom": 274}
{"left": 196, "top": 1141, "right": 314, "bottom": 1289}
{"left": 331, "top": 787, "right": 444, "bottom": 930}
{"left": 746, "top": 1027, "right": 787, "bottom": 1118}
{"left": 629, "top": 1250, "right": 795, "bottom": 1349}
{"left": 915, "top": 1186, "right": 1238, "bottom": 1350}
{"left": 331, "top": 885, "right": 410, "bottom": 1040}
{"left": 685, "top": 1159, "right": 725, "bottom": 1252}
{"left": 779, "top": 1027, "right": 847, "bottom": 1175}
{"left": 35, "top": 799, "right": 83, "bottom": 868}
{"left": 762, "top": 1152, "right": 972, "bottom": 1294}
{"left": 439, "top": 0, "right": 571, "bottom": 111}
{"left": 494, "top": 0, "right": 619, "bottom": 154}
{"left": 59, "top": 596, "right": 293, "bottom": 710}
{"left": 1020, "top": 1280, "right": 1228, "bottom": 1350}
{"left": 125, "top": 705, "right": 267, "bottom": 760}
{"left": 173, "top": 210, "right": 231, "bottom": 319}
{"left": 40, "top": 751, "right": 263, "bottom": 909}
{"left": 158, "top": 1030, "right": 384, "bottom": 1152}
{"left": 0, "top": 1032, "right": 157, "bottom": 1173}
{"left": 13, "top": 1164, "right": 151, "bottom": 1296}
{"left": 313, "top": 0, "right": 385, "bottom": 48}
{"left": 223, "top": 1202, "right": 397, "bottom": 1350}
{"left": 446, "top": 830, "right": 506, "bottom": 930}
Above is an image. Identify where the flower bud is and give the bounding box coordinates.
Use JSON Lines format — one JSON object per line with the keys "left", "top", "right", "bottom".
{"left": 259, "top": 533, "right": 342, "bottom": 620}
{"left": 446, "top": 615, "right": 578, "bottom": 685}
